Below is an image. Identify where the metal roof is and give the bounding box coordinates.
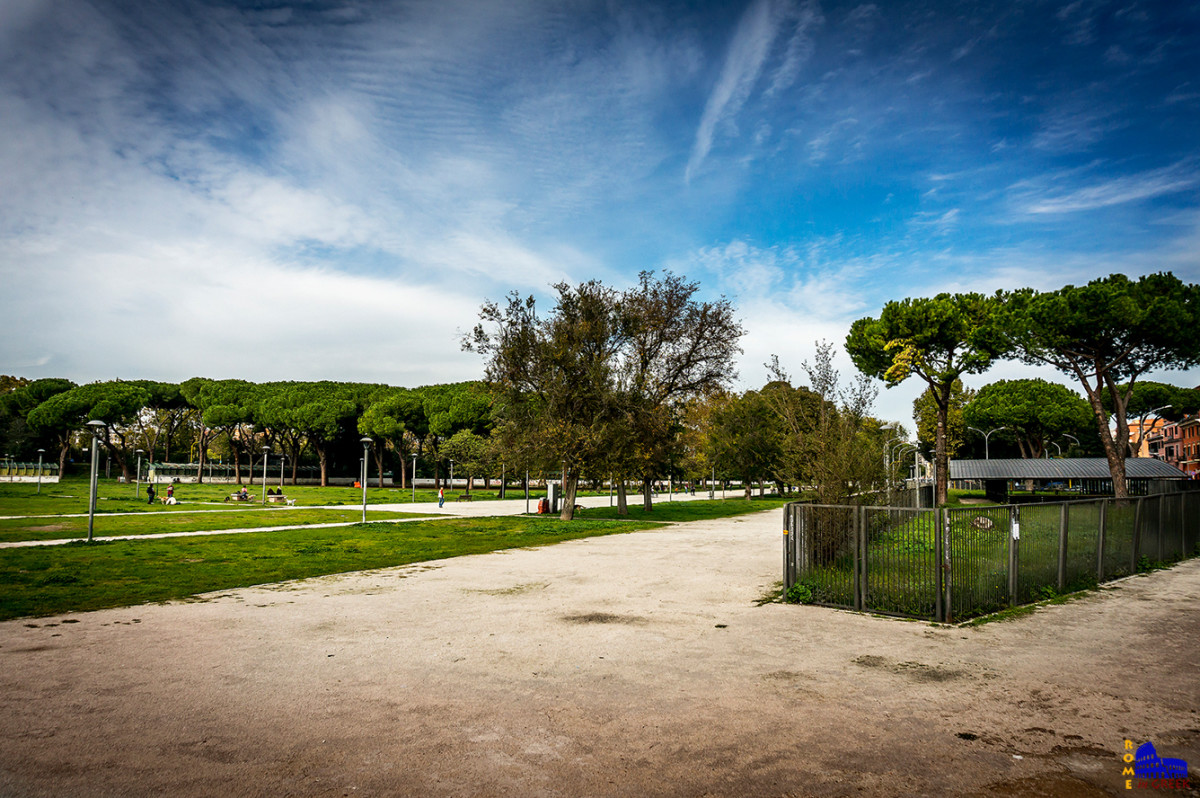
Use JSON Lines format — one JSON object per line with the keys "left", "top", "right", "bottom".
{"left": 950, "top": 458, "right": 1188, "bottom": 480}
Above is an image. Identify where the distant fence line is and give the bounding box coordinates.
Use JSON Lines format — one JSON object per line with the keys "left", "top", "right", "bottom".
{"left": 783, "top": 491, "right": 1200, "bottom": 623}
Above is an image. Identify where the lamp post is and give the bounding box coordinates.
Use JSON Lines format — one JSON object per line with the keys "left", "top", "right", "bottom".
{"left": 710, "top": 465, "right": 716, "bottom": 500}
{"left": 893, "top": 444, "right": 918, "bottom": 488}
{"left": 449, "top": 459, "right": 455, "bottom": 495}
{"left": 968, "top": 426, "right": 1008, "bottom": 460}
{"left": 261, "top": 446, "right": 271, "bottom": 504}
{"left": 411, "top": 454, "right": 417, "bottom": 503}
{"left": 86, "top": 420, "right": 105, "bottom": 542}
{"left": 36, "top": 448, "right": 45, "bottom": 495}
{"left": 360, "top": 437, "right": 372, "bottom": 523}
{"left": 279, "top": 454, "right": 285, "bottom": 491}
{"left": 4, "top": 454, "right": 10, "bottom": 482}
{"left": 134, "top": 449, "right": 144, "bottom": 498}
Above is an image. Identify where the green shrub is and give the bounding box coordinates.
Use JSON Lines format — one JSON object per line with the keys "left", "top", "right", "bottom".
{"left": 785, "top": 582, "right": 813, "bottom": 604}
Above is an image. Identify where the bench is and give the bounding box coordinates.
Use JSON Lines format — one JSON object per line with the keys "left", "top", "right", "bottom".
{"left": 456, "top": 494, "right": 473, "bottom": 502}
{"left": 225, "top": 493, "right": 252, "bottom": 502}
{"left": 266, "top": 495, "right": 290, "bottom": 504}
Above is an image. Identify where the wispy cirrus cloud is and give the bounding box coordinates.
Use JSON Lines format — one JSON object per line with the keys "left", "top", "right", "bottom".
{"left": 1017, "top": 162, "right": 1198, "bottom": 215}
{"left": 685, "top": 0, "right": 821, "bottom": 181}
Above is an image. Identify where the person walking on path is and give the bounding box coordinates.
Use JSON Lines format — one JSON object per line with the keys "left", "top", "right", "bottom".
{"left": 438, "top": 486, "right": 445, "bottom": 508}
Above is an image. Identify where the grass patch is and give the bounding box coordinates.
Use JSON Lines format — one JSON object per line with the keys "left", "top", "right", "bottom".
{"left": 957, "top": 588, "right": 1092, "bottom": 627}
{"left": 0, "top": 516, "right": 664, "bottom": 620}
{"left": 0, "top": 508, "right": 429, "bottom": 543}
{"left": 581, "top": 495, "right": 787, "bottom": 522}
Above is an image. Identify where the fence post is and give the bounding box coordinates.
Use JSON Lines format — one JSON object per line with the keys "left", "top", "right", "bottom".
{"left": 853, "top": 507, "right": 863, "bottom": 612}
{"left": 942, "top": 508, "right": 952, "bottom": 623}
{"left": 1008, "top": 505, "right": 1019, "bottom": 607}
{"left": 1057, "top": 502, "right": 1068, "bottom": 593}
{"left": 1132, "top": 497, "right": 1143, "bottom": 574}
{"left": 935, "top": 509, "right": 945, "bottom": 623}
{"left": 859, "top": 506, "right": 868, "bottom": 612}
{"left": 1096, "top": 499, "right": 1107, "bottom": 584}
{"left": 782, "top": 504, "right": 791, "bottom": 599}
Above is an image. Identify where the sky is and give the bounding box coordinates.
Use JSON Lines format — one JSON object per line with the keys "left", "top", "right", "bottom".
{"left": 1, "top": 0, "right": 1198, "bottom": 428}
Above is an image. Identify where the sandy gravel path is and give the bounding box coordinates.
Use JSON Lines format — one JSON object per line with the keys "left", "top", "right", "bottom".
{"left": 0, "top": 508, "right": 1197, "bottom": 797}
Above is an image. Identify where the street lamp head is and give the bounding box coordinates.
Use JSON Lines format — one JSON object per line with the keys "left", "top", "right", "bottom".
{"left": 136, "top": 449, "right": 144, "bottom": 455}
{"left": 262, "top": 446, "right": 271, "bottom": 454}
{"left": 86, "top": 420, "right": 105, "bottom": 435}
{"left": 360, "top": 437, "right": 373, "bottom": 446}
{"left": 37, "top": 448, "right": 45, "bottom": 454}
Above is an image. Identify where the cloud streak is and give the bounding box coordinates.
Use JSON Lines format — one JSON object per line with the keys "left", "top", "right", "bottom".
{"left": 685, "top": 0, "right": 819, "bottom": 181}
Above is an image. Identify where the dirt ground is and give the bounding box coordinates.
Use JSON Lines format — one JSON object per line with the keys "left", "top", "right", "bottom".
{"left": 1, "top": 508, "right": 1197, "bottom": 797}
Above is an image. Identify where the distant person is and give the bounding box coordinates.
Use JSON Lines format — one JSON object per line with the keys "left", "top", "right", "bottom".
{"left": 147, "top": 484, "right": 156, "bottom": 504}
{"left": 166, "top": 484, "right": 174, "bottom": 499}
{"left": 239, "top": 486, "right": 248, "bottom": 500}
{"left": 438, "top": 486, "right": 445, "bottom": 508}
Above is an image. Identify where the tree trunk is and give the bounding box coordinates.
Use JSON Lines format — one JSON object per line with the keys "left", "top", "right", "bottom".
{"left": 231, "top": 442, "right": 242, "bottom": 485}
{"left": 375, "top": 448, "right": 385, "bottom": 488}
{"left": 934, "top": 382, "right": 951, "bottom": 506}
{"left": 194, "top": 432, "right": 207, "bottom": 483}
{"left": 57, "top": 437, "right": 70, "bottom": 477}
{"left": 642, "top": 477, "right": 654, "bottom": 511}
{"left": 559, "top": 471, "right": 578, "bottom": 520}
{"left": 316, "top": 445, "right": 328, "bottom": 487}
{"left": 617, "top": 481, "right": 628, "bottom": 516}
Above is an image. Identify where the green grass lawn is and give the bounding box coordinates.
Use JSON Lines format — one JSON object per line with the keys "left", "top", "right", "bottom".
{"left": 0, "top": 516, "right": 665, "bottom": 621}
{"left": 0, "top": 477, "right": 613, "bottom": 517}
{"left": 0, "top": 507, "right": 432, "bottom": 543}
{"left": 582, "top": 495, "right": 787, "bottom": 522}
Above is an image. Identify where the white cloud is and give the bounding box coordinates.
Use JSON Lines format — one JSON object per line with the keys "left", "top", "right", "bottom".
{"left": 1018, "top": 162, "right": 1198, "bottom": 215}
{"left": 686, "top": 0, "right": 819, "bottom": 181}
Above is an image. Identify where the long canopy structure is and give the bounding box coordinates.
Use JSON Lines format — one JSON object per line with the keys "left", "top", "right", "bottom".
{"left": 949, "top": 458, "right": 1189, "bottom": 502}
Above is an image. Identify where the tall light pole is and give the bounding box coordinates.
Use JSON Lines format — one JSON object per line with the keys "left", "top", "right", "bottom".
{"left": 968, "top": 426, "right": 1008, "bottom": 460}
{"left": 449, "top": 459, "right": 455, "bottom": 495}
{"left": 279, "top": 454, "right": 285, "bottom": 491}
{"left": 36, "top": 448, "right": 45, "bottom": 495}
{"left": 1063, "top": 433, "right": 1080, "bottom": 450}
{"left": 134, "top": 449, "right": 144, "bottom": 498}
{"left": 262, "top": 446, "right": 271, "bottom": 504}
{"left": 360, "top": 437, "right": 372, "bottom": 523}
{"left": 86, "top": 420, "right": 105, "bottom": 542}
{"left": 411, "top": 454, "right": 417, "bottom": 503}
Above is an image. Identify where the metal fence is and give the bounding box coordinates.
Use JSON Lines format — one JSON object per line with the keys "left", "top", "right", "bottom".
{"left": 783, "top": 492, "right": 1200, "bottom": 622}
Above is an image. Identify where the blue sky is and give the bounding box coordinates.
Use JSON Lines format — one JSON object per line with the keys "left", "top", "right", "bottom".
{"left": 1, "top": 0, "right": 1198, "bottom": 426}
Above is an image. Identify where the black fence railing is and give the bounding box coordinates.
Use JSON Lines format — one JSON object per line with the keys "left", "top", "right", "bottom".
{"left": 783, "top": 492, "right": 1200, "bottom": 622}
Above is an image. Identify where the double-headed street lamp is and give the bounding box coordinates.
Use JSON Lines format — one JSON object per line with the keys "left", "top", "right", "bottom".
{"left": 261, "top": 446, "right": 271, "bottom": 505}
{"left": 360, "top": 437, "right": 373, "bottom": 523}
{"left": 86, "top": 420, "right": 106, "bottom": 542}
{"left": 968, "top": 426, "right": 1008, "bottom": 460}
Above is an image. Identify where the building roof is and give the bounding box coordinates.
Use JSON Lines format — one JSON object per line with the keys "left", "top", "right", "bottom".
{"left": 949, "top": 458, "right": 1188, "bottom": 480}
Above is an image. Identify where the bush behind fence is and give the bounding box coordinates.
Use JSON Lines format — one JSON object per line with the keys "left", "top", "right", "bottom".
{"left": 783, "top": 492, "right": 1200, "bottom": 622}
